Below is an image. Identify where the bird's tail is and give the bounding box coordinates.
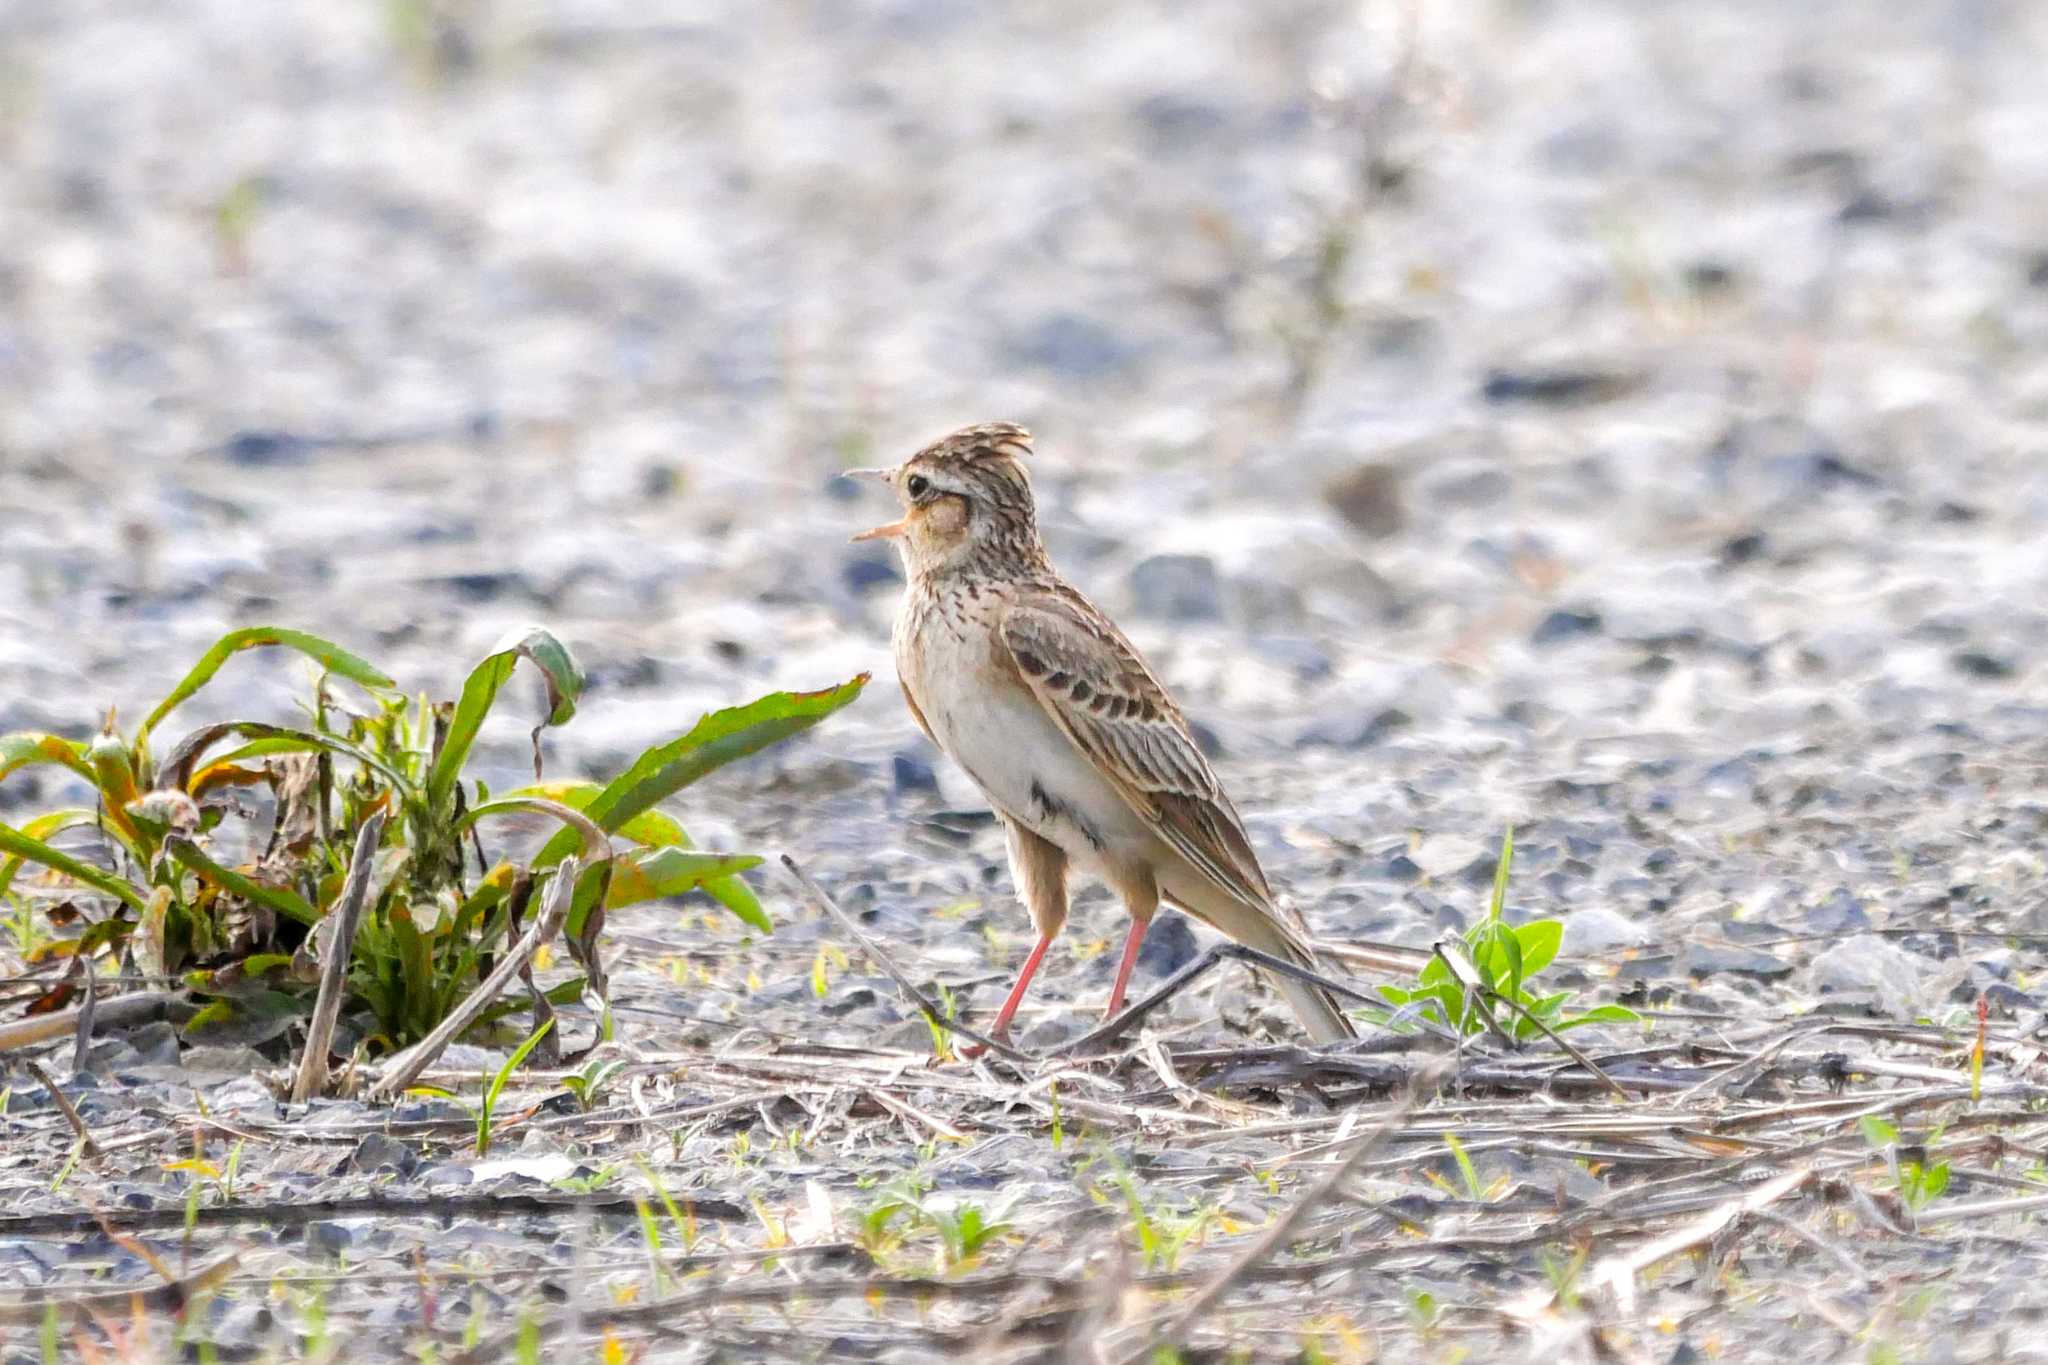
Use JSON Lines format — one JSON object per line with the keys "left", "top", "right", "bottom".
{"left": 1230, "top": 904, "right": 1358, "bottom": 1045}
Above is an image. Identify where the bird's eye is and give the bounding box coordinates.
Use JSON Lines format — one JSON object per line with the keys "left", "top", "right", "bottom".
{"left": 906, "top": 474, "right": 931, "bottom": 499}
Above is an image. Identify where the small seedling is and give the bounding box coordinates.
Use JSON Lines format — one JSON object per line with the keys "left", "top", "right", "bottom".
{"left": 1860, "top": 1116, "right": 1951, "bottom": 1213}
{"left": 1096, "top": 1167, "right": 1219, "bottom": 1273}
{"left": 923, "top": 982, "right": 958, "bottom": 1060}
{"left": 1374, "top": 829, "right": 1641, "bottom": 1041}
{"left": 562, "top": 1057, "right": 628, "bottom": 1112}
{"left": 1541, "top": 1245, "right": 1589, "bottom": 1310}
{"left": 475, "top": 1018, "right": 553, "bottom": 1155}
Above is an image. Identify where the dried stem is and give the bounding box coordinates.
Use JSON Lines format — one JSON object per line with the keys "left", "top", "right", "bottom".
{"left": 291, "top": 810, "right": 387, "bottom": 1102}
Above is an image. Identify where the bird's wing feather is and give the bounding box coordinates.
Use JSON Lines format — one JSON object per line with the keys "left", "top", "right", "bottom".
{"left": 998, "top": 588, "right": 1273, "bottom": 908}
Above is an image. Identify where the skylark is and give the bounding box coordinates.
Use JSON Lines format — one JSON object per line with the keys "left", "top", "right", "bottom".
{"left": 850, "top": 422, "right": 1356, "bottom": 1045}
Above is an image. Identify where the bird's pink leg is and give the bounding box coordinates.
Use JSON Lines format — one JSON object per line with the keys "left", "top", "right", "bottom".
{"left": 984, "top": 932, "right": 1055, "bottom": 1041}
{"left": 1103, "top": 915, "right": 1153, "bottom": 1019}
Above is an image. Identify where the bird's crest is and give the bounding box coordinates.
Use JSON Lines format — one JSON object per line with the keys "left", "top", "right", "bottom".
{"left": 917, "top": 422, "right": 1033, "bottom": 467}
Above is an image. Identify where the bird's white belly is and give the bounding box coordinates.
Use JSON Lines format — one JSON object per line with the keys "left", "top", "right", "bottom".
{"left": 910, "top": 630, "right": 1148, "bottom": 869}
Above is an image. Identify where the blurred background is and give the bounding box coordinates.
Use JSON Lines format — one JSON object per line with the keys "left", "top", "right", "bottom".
{"left": 2, "top": 1, "right": 2045, "bottom": 987}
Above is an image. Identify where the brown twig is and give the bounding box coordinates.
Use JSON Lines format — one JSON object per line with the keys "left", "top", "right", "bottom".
{"left": 24, "top": 1059, "right": 100, "bottom": 1159}
{"left": 0, "top": 989, "right": 180, "bottom": 1055}
{"left": 291, "top": 810, "right": 386, "bottom": 1102}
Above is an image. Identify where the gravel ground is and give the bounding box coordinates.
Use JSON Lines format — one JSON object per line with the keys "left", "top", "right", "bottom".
{"left": 3, "top": 0, "right": 2048, "bottom": 1360}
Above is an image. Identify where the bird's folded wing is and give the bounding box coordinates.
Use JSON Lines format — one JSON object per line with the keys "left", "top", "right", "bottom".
{"left": 998, "top": 589, "right": 1273, "bottom": 908}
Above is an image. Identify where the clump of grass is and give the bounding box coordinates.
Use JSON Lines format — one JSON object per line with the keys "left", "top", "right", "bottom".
{"left": 0, "top": 625, "right": 865, "bottom": 1067}
{"left": 1374, "top": 829, "right": 1641, "bottom": 1041}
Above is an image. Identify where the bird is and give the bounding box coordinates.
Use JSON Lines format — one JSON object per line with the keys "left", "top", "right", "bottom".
{"left": 848, "top": 422, "right": 1356, "bottom": 1046}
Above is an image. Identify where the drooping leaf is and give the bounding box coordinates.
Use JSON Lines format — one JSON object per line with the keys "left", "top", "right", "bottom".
{"left": 160, "top": 722, "right": 413, "bottom": 796}
{"left": 426, "top": 627, "right": 585, "bottom": 815}
{"left": 142, "top": 627, "right": 395, "bottom": 742}
{"left": 0, "top": 733, "right": 95, "bottom": 787}
{"left": 0, "top": 822, "right": 148, "bottom": 913}
{"left": 456, "top": 796, "right": 612, "bottom": 862}
{"left": 163, "top": 836, "right": 320, "bottom": 927}
{"left": 500, "top": 782, "right": 687, "bottom": 849}
{"left": 604, "top": 846, "right": 765, "bottom": 922}
{"left": 535, "top": 675, "right": 868, "bottom": 869}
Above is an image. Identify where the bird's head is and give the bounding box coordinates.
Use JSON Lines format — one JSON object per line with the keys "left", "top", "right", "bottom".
{"left": 849, "top": 422, "right": 1046, "bottom": 579}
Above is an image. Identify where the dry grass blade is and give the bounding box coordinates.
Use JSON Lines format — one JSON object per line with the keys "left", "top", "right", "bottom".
{"left": 1116, "top": 1074, "right": 1434, "bottom": 1364}
{"left": 291, "top": 811, "right": 387, "bottom": 1102}
{"left": 367, "top": 854, "right": 580, "bottom": 1099}
{"left": 0, "top": 1252, "right": 239, "bottom": 1326}
{"left": 70, "top": 954, "right": 97, "bottom": 1073}
{"left": 1912, "top": 1191, "right": 2048, "bottom": 1228}
{"left": 1591, "top": 1165, "right": 1813, "bottom": 1312}
{"left": 779, "top": 853, "right": 1031, "bottom": 1064}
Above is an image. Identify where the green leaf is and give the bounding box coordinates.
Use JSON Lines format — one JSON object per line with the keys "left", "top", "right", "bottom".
{"left": 426, "top": 627, "right": 585, "bottom": 816}
{"left": 0, "top": 733, "right": 95, "bottom": 787}
{"left": 1487, "top": 825, "right": 1514, "bottom": 923}
{"left": 702, "top": 875, "right": 768, "bottom": 931}
{"left": 483, "top": 1017, "right": 556, "bottom": 1128}
{"left": 604, "top": 846, "right": 766, "bottom": 924}
{"left": 534, "top": 675, "right": 869, "bottom": 870}
{"left": 142, "top": 627, "right": 394, "bottom": 741}
{"left": 1512, "top": 920, "right": 1563, "bottom": 978}
{"left": 1565, "top": 1003, "right": 1640, "bottom": 1026}
{"left": 1442, "top": 1133, "right": 1483, "bottom": 1201}
{"left": 163, "top": 836, "right": 320, "bottom": 927}
{"left": 0, "top": 822, "right": 148, "bottom": 913}
{"left": 1860, "top": 1116, "right": 1899, "bottom": 1149}
{"left": 0, "top": 809, "right": 99, "bottom": 902}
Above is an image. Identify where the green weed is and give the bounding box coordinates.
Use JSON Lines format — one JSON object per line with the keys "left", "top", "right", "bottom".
{"left": 0, "top": 625, "right": 865, "bottom": 1059}
{"left": 1374, "top": 829, "right": 1640, "bottom": 1041}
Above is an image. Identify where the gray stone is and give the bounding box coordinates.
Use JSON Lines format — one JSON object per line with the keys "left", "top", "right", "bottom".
{"left": 1683, "top": 945, "right": 1794, "bottom": 979}
{"left": 1562, "top": 907, "right": 1649, "bottom": 955}
{"left": 1812, "top": 938, "right": 1928, "bottom": 1013}
{"left": 305, "top": 1221, "right": 353, "bottom": 1256}
{"left": 1324, "top": 463, "right": 1405, "bottom": 538}
{"left": 1129, "top": 554, "right": 1224, "bottom": 622}
{"left": 1532, "top": 608, "right": 1604, "bottom": 646}
{"left": 1137, "top": 911, "right": 1201, "bottom": 978}
{"left": 347, "top": 1133, "right": 419, "bottom": 1176}
{"left": 1804, "top": 887, "right": 1869, "bottom": 934}
{"left": 1006, "top": 313, "right": 1137, "bottom": 381}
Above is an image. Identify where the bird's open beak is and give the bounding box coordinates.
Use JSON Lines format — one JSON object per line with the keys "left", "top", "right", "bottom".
{"left": 844, "top": 467, "right": 903, "bottom": 541}
{"left": 851, "top": 518, "right": 907, "bottom": 542}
